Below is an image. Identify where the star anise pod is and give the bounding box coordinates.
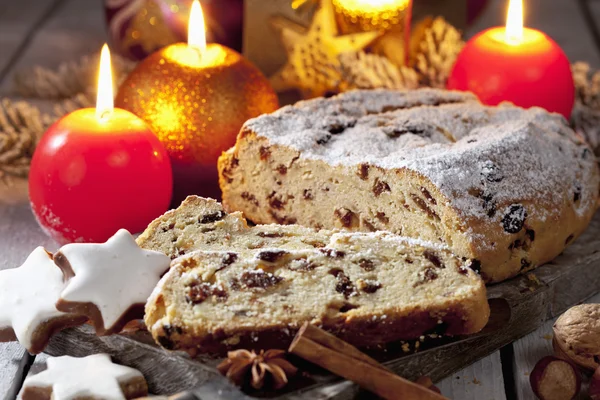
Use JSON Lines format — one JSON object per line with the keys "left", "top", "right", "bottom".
{"left": 217, "top": 349, "right": 298, "bottom": 390}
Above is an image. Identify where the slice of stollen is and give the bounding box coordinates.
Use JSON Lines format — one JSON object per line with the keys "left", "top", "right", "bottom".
{"left": 143, "top": 216, "right": 489, "bottom": 355}
{"left": 136, "top": 195, "right": 333, "bottom": 260}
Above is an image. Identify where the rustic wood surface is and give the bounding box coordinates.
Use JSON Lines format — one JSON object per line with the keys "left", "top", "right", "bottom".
{"left": 512, "top": 291, "right": 600, "bottom": 400}
{"left": 1, "top": 0, "right": 600, "bottom": 399}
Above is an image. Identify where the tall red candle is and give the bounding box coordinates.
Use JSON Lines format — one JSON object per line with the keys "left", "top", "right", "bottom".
{"left": 447, "top": 0, "right": 574, "bottom": 119}
{"left": 29, "top": 45, "right": 173, "bottom": 244}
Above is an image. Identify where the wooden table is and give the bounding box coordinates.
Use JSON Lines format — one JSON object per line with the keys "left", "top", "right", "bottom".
{"left": 1, "top": 0, "right": 600, "bottom": 398}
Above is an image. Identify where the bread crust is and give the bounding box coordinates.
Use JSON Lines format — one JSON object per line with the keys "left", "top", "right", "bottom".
{"left": 218, "top": 89, "right": 600, "bottom": 283}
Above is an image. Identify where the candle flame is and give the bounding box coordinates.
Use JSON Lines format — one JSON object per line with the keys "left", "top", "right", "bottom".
{"left": 96, "top": 44, "right": 114, "bottom": 120}
{"left": 188, "top": 0, "right": 206, "bottom": 52}
{"left": 505, "top": 0, "right": 524, "bottom": 44}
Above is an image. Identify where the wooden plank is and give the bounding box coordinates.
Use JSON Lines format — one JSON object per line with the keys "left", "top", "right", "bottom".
{"left": 0, "top": 179, "right": 57, "bottom": 269}
{"left": 512, "top": 291, "right": 600, "bottom": 400}
{"left": 0, "top": 182, "right": 50, "bottom": 400}
{"left": 23, "top": 352, "right": 49, "bottom": 378}
{"left": 466, "top": 0, "right": 600, "bottom": 67}
{"left": 0, "top": 0, "right": 62, "bottom": 86}
{"left": 437, "top": 352, "right": 507, "bottom": 400}
{"left": 0, "top": 344, "right": 32, "bottom": 400}
{"left": 0, "top": 0, "right": 106, "bottom": 94}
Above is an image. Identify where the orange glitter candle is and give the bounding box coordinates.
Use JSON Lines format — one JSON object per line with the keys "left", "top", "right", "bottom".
{"left": 116, "top": 0, "right": 278, "bottom": 201}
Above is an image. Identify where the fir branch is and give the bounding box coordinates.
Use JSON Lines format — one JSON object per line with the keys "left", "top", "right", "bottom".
{"left": 53, "top": 92, "right": 95, "bottom": 119}
{"left": 13, "top": 53, "right": 137, "bottom": 100}
{"left": 571, "top": 62, "right": 600, "bottom": 155}
{"left": 0, "top": 99, "right": 52, "bottom": 185}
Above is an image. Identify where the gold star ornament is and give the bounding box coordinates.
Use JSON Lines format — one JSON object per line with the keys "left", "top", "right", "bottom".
{"left": 270, "top": 0, "right": 381, "bottom": 98}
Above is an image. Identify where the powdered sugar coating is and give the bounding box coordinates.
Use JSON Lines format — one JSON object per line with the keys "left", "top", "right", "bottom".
{"left": 244, "top": 89, "right": 598, "bottom": 221}
{"left": 330, "top": 231, "right": 450, "bottom": 251}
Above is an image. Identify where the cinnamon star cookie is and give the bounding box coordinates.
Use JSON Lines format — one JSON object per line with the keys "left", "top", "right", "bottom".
{"left": 0, "top": 247, "right": 86, "bottom": 354}
{"left": 54, "top": 229, "right": 170, "bottom": 335}
{"left": 21, "top": 353, "right": 148, "bottom": 400}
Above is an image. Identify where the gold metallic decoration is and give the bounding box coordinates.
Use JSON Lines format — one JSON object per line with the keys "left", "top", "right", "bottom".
{"left": 332, "top": 0, "right": 413, "bottom": 67}
{"left": 332, "top": 0, "right": 411, "bottom": 32}
{"left": 115, "top": 43, "right": 278, "bottom": 199}
{"left": 270, "top": 0, "right": 380, "bottom": 98}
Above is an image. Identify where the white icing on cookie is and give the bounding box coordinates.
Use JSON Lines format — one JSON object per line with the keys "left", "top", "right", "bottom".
{"left": 0, "top": 247, "right": 70, "bottom": 351}
{"left": 58, "top": 229, "right": 169, "bottom": 332}
{"left": 22, "top": 353, "right": 145, "bottom": 400}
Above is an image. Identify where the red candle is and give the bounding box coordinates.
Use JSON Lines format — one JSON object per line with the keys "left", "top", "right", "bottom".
{"left": 29, "top": 45, "right": 173, "bottom": 244}
{"left": 447, "top": 0, "right": 574, "bottom": 119}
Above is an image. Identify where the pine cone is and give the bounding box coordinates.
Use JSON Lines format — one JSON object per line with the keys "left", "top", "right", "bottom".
{"left": 0, "top": 99, "right": 52, "bottom": 184}
{"left": 573, "top": 62, "right": 600, "bottom": 110}
{"left": 13, "top": 53, "right": 137, "bottom": 100}
{"left": 338, "top": 52, "right": 419, "bottom": 90}
{"left": 572, "top": 106, "right": 600, "bottom": 156}
{"left": 411, "top": 17, "right": 465, "bottom": 88}
{"left": 571, "top": 62, "right": 600, "bottom": 156}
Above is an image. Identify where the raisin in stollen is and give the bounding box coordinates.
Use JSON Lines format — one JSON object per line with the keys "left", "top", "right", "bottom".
{"left": 145, "top": 228, "right": 489, "bottom": 356}
{"left": 217, "top": 88, "right": 599, "bottom": 283}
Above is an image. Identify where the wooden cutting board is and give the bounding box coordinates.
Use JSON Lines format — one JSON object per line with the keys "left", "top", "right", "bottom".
{"left": 39, "top": 210, "right": 600, "bottom": 398}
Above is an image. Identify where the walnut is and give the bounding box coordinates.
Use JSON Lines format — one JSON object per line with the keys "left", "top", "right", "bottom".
{"left": 553, "top": 304, "right": 600, "bottom": 371}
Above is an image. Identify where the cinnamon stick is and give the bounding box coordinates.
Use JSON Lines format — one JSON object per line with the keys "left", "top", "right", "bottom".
{"left": 289, "top": 323, "right": 448, "bottom": 400}
{"left": 294, "top": 323, "right": 387, "bottom": 371}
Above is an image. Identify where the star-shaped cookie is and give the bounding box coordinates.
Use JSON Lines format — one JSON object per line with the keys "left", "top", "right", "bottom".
{"left": 0, "top": 247, "right": 86, "bottom": 354}
{"left": 269, "top": 0, "right": 380, "bottom": 98}
{"left": 21, "top": 354, "right": 148, "bottom": 400}
{"left": 54, "top": 229, "right": 170, "bottom": 335}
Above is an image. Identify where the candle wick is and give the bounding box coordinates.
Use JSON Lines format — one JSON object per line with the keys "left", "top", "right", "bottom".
{"left": 192, "top": 45, "right": 203, "bottom": 60}
{"left": 97, "top": 109, "right": 112, "bottom": 121}
{"left": 187, "top": 44, "right": 203, "bottom": 64}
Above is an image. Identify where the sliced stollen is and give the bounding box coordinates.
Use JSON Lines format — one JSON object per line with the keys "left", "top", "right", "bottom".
{"left": 136, "top": 195, "right": 334, "bottom": 260}
{"left": 217, "top": 88, "right": 600, "bottom": 283}
{"left": 139, "top": 196, "right": 489, "bottom": 355}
